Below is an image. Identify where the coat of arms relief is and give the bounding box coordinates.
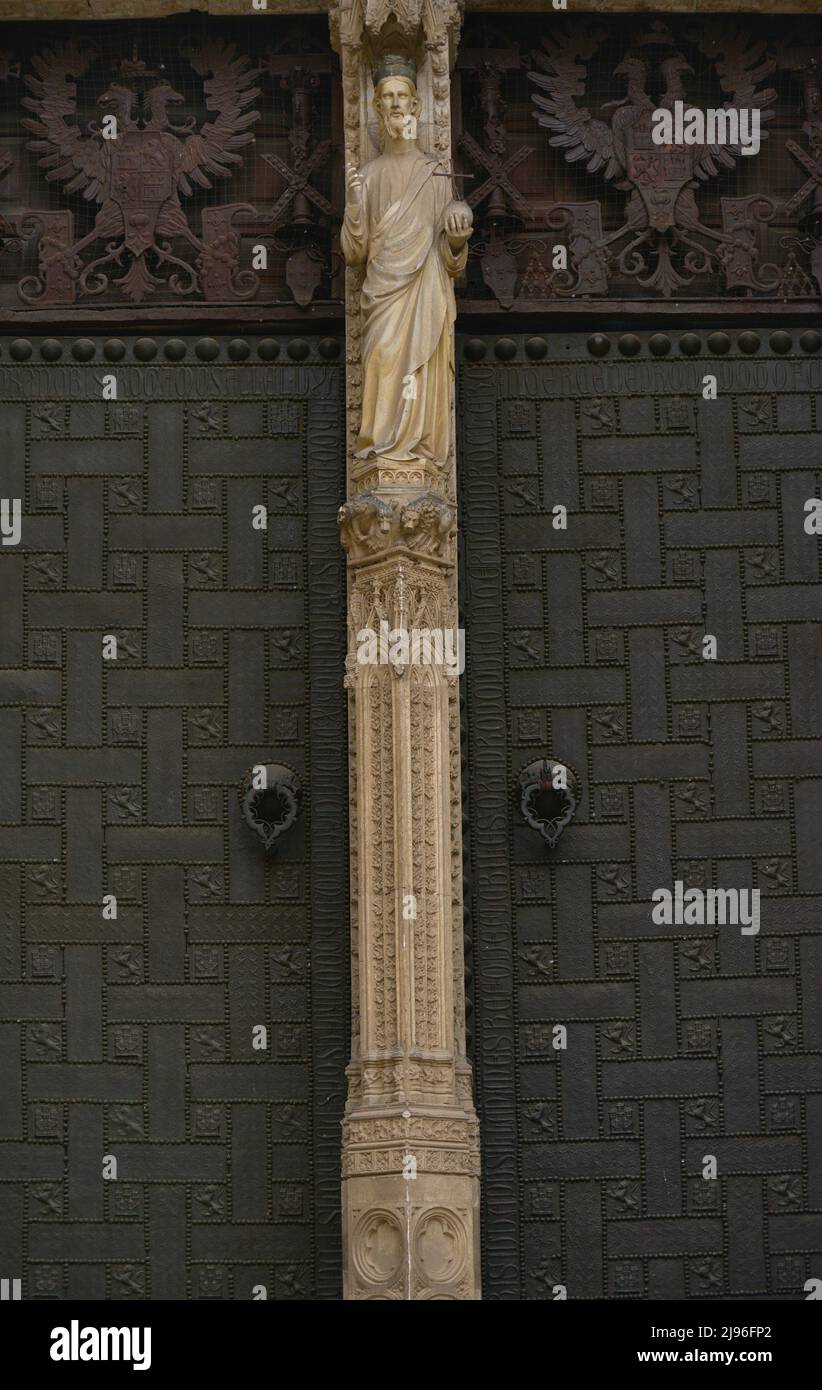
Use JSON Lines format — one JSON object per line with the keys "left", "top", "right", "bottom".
{"left": 18, "top": 39, "right": 262, "bottom": 305}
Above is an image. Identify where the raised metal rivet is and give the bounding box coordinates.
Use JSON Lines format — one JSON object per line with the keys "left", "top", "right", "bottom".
{"left": 228, "top": 338, "right": 250, "bottom": 361}
{"left": 288, "top": 338, "right": 310, "bottom": 361}
{"left": 738, "top": 331, "right": 760, "bottom": 355}
{"left": 525, "top": 336, "right": 548, "bottom": 360}
{"left": 464, "top": 338, "right": 487, "bottom": 362}
{"left": 800, "top": 330, "right": 822, "bottom": 353}
{"left": 769, "top": 331, "right": 792, "bottom": 355}
{"left": 258, "top": 338, "right": 280, "bottom": 360}
{"left": 618, "top": 334, "right": 641, "bottom": 357}
{"left": 72, "top": 339, "right": 95, "bottom": 361}
{"left": 648, "top": 334, "right": 671, "bottom": 357}
{"left": 41, "top": 339, "right": 62, "bottom": 361}
{"left": 196, "top": 338, "right": 220, "bottom": 361}
{"left": 134, "top": 338, "right": 158, "bottom": 362}
{"left": 10, "top": 339, "right": 32, "bottom": 361}
{"left": 164, "top": 339, "right": 186, "bottom": 361}
{"left": 588, "top": 334, "right": 610, "bottom": 357}
{"left": 494, "top": 338, "right": 517, "bottom": 361}
{"left": 104, "top": 339, "right": 126, "bottom": 361}
{"left": 707, "top": 332, "right": 731, "bottom": 355}
{"left": 318, "top": 337, "right": 341, "bottom": 361}
{"left": 679, "top": 334, "right": 701, "bottom": 356}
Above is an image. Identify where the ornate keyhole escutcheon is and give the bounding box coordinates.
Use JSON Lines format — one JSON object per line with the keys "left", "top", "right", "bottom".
{"left": 239, "top": 763, "right": 304, "bottom": 853}
{"left": 514, "top": 758, "right": 580, "bottom": 850}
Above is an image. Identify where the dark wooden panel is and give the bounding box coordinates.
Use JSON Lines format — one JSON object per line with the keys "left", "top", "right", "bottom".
{"left": 460, "top": 330, "right": 822, "bottom": 1301}
{"left": 0, "top": 334, "right": 348, "bottom": 1300}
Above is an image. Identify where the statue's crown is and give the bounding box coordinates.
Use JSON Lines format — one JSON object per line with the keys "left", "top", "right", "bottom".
{"left": 374, "top": 52, "right": 417, "bottom": 87}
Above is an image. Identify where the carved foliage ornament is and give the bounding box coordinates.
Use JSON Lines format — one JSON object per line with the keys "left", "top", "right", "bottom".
{"left": 20, "top": 40, "right": 261, "bottom": 305}
{"left": 528, "top": 21, "right": 780, "bottom": 298}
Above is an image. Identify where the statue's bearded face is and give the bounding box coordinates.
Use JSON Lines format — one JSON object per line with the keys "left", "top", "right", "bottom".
{"left": 374, "top": 76, "right": 420, "bottom": 140}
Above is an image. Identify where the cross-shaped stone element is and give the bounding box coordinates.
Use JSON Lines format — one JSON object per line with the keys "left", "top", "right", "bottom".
{"left": 460, "top": 130, "right": 534, "bottom": 224}
{"left": 784, "top": 138, "right": 822, "bottom": 219}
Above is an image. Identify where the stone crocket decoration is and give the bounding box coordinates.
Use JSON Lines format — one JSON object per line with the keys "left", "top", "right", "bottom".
{"left": 340, "top": 52, "right": 472, "bottom": 471}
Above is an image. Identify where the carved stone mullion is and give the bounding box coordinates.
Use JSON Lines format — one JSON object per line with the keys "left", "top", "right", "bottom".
{"left": 331, "top": 0, "right": 479, "bottom": 1301}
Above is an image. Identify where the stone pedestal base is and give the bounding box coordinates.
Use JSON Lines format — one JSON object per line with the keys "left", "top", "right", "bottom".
{"left": 343, "top": 1168, "right": 481, "bottom": 1300}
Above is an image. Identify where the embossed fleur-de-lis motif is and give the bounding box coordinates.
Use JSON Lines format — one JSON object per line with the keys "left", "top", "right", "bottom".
{"left": 760, "top": 858, "right": 790, "bottom": 888}
{"left": 523, "top": 1102, "right": 557, "bottom": 1135}
{"left": 28, "top": 866, "right": 59, "bottom": 899}
{"left": 690, "top": 1258, "right": 722, "bottom": 1290}
{"left": 665, "top": 475, "right": 698, "bottom": 506}
{"left": 189, "top": 708, "right": 222, "bottom": 742}
{"left": 676, "top": 781, "right": 708, "bottom": 814}
{"left": 109, "top": 478, "right": 141, "bottom": 510}
{"left": 607, "top": 1180, "right": 640, "bottom": 1211}
{"left": 271, "top": 945, "right": 304, "bottom": 979}
{"left": 511, "top": 631, "right": 540, "bottom": 661}
{"left": 191, "top": 403, "right": 222, "bottom": 433}
{"left": 602, "top": 1021, "right": 635, "bottom": 1054}
{"left": 506, "top": 480, "right": 538, "bottom": 511}
{"left": 29, "top": 708, "right": 59, "bottom": 742}
{"left": 520, "top": 945, "right": 552, "bottom": 978}
{"left": 33, "top": 403, "right": 64, "bottom": 434}
{"left": 747, "top": 548, "right": 778, "bottom": 579}
{"left": 753, "top": 701, "right": 784, "bottom": 733}
{"left": 768, "top": 1175, "right": 801, "bottom": 1211}
{"left": 110, "top": 787, "right": 140, "bottom": 821}
{"left": 670, "top": 626, "right": 702, "bottom": 658}
{"left": 685, "top": 1098, "right": 718, "bottom": 1129}
{"left": 588, "top": 551, "right": 620, "bottom": 585}
{"left": 763, "top": 1015, "right": 796, "bottom": 1048}
{"left": 29, "top": 554, "right": 61, "bottom": 586}
{"left": 681, "top": 939, "right": 715, "bottom": 973}
{"left": 592, "top": 706, "right": 624, "bottom": 737}
{"left": 189, "top": 553, "right": 221, "bottom": 585}
{"left": 598, "top": 863, "right": 630, "bottom": 898}
{"left": 271, "top": 631, "right": 301, "bottom": 663}
{"left": 189, "top": 868, "right": 222, "bottom": 899}
{"left": 741, "top": 396, "right": 771, "bottom": 428}
{"left": 270, "top": 479, "right": 299, "bottom": 511}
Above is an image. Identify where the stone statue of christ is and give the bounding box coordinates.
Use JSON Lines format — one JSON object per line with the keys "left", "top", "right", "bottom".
{"left": 341, "top": 61, "right": 473, "bottom": 471}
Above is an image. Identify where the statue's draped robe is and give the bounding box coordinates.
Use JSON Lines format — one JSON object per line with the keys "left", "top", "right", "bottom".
{"left": 341, "top": 148, "right": 468, "bottom": 467}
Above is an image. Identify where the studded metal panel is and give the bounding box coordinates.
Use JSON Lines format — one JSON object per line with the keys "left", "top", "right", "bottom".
{"left": 459, "top": 329, "right": 822, "bottom": 1301}
{"left": 0, "top": 334, "right": 348, "bottom": 1301}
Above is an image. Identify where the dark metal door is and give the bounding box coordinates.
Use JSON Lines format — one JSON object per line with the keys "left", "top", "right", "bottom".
{"left": 459, "top": 330, "right": 822, "bottom": 1301}
{"left": 0, "top": 334, "right": 348, "bottom": 1300}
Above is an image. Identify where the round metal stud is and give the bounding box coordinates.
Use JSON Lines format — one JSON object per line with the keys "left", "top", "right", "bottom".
{"left": 738, "top": 331, "right": 760, "bottom": 355}
{"left": 196, "top": 338, "right": 220, "bottom": 361}
{"left": 707, "top": 332, "right": 731, "bottom": 355}
{"left": 71, "top": 339, "right": 95, "bottom": 362}
{"left": 164, "top": 339, "right": 186, "bottom": 361}
{"left": 10, "top": 339, "right": 32, "bottom": 361}
{"left": 494, "top": 338, "right": 517, "bottom": 361}
{"left": 258, "top": 338, "right": 280, "bottom": 361}
{"left": 769, "top": 331, "right": 792, "bottom": 355}
{"left": 679, "top": 334, "right": 701, "bottom": 356}
{"left": 287, "top": 338, "right": 310, "bottom": 361}
{"left": 103, "top": 339, "right": 126, "bottom": 361}
{"left": 800, "top": 329, "right": 822, "bottom": 353}
{"left": 588, "top": 334, "right": 610, "bottom": 357}
{"left": 318, "top": 337, "right": 341, "bottom": 361}
{"left": 134, "top": 338, "right": 158, "bottom": 362}
{"left": 40, "top": 339, "right": 62, "bottom": 361}
{"left": 525, "top": 336, "right": 548, "bottom": 360}
{"left": 648, "top": 333, "right": 671, "bottom": 356}
{"left": 618, "top": 333, "right": 641, "bottom": 357}
{"left": 227, "top": 338, "right": 250, "bottom": 361}
{"left": 464, "top": 338, "right": 487, "bottom": 362}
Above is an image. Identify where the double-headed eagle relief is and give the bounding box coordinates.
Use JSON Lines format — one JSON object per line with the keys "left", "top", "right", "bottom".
{"left": 528, "top": 22, "right": 781, "bottom": 297}
{"left": 19, "top": 40, "right": 261, "bottom": 304}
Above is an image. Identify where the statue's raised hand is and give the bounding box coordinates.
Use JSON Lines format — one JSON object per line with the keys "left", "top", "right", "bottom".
{"left": 444, "top": 199, "right": 473, "bottom": 249}
{"left": 346, "top": 162, "right": 364, "bottom": 210}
